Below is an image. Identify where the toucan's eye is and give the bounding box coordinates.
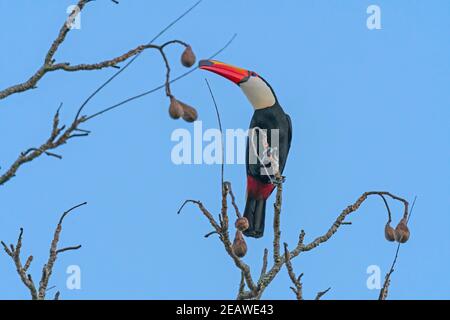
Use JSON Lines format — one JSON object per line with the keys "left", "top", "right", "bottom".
{"left": 250, "top": 71, "right": 257, "bottom": 77}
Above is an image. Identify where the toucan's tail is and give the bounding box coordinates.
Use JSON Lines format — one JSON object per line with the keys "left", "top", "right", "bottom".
{"left": 243, "top": 195, "right": 267, "bottom": 238}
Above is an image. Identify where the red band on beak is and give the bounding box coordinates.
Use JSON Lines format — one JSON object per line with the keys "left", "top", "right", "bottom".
{"left": 199, "top": 60, "right": 249, "bottom": 84}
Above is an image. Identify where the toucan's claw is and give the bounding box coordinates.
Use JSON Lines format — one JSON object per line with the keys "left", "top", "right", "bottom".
{"left": 272, "top": 175, "right": 286, "bottom": 186}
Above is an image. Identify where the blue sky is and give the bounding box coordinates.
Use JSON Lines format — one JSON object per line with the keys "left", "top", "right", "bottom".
{"left": 0, "top": 0, "right": 449, "bottom": 299}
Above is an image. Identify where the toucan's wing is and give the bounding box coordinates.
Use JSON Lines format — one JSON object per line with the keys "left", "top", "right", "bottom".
{"left": 246, "top": 118, "right": 273, "bottom": 184}
{"left": 246, "top": 127, "right": 265, "bottom": 177}
{"left": 286, "top": 113, "right": 292, "bottom": 152}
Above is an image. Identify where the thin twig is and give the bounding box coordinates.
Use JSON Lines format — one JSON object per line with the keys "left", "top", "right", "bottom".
{"left": 205, "top": 78, "right": 225, "bottom": 194}
{"left": 272, "top": 179, "right": 283, "bottom": 263}
{"left": 0, "top": 1, "right": 212, "bottom": 187}
{"left": 1, "top": 228, "right": 38, "bottom": 299}
{"left": 315, "top": 287, "right": 331, "bottom": 300}
{"left": 236, "top": 272, "right": 246, "bottom": 300}
{"left": 284, "top": 243, "right": 303, "bottom": 300}
{"left": 379, "top": 243, "right": 400, "bottom": 300}
{"left": 75, "top": 0, "right": 204, "bottom": 120}
{"left": 185, "top": 187, "right": 409, "bottom": 300}
{"left": 0, "top": 34, "right": 236, "bottom": 187}
{"left": 0, "top": 0, "right": 90, "bottom": 100}
{"left": 378, "top": 194, "right": 392, "bottom": 223}
{"left": 178, "top": 194, "right": 258, "bottom": 295}
{"left": 224, "top": 182, "right": 241, "bottom": 219}
{"left": 85, "top": 33, "right": 237, "bottom": 122}
{"left": 260, "top": 248, "right": 268, "bottom": 279}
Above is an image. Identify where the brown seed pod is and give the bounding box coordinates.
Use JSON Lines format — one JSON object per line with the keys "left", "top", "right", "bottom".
{"left": 181, "top": 45, "right": 196, "bottom": 68}
{"left": 395, "top": 218, "right": 410, "bottom": 243}
{"left": 168, "top": 97, "right": 184, "bottom": 119}
{"left": 235, "top": 217, "right": 249, "bottom": 232}
{"left": 179, "top": 100, "right": 198, "bottom": 122}
{"left": 232, "top": 230, "right": 247, "bottom": 258}
{"left": 384, "top": 222, "right": 396, "bottom": 242}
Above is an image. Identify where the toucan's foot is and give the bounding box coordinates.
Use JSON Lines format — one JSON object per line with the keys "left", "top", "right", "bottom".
{"left": 273, "top": 175, "right": 286, "bottom": 186}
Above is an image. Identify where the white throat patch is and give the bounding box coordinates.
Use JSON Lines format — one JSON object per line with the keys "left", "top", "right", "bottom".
{"left": 239, "top": 77, "right": 276, "bottom": 110}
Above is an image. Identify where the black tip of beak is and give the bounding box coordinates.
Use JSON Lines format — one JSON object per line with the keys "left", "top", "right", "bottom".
{"left": 198, "top": 59, "right": 213, "bottom": 69}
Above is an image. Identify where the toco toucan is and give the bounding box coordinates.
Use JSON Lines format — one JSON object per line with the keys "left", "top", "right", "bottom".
{"left": 199, "top": 60, "right": 292, "bottom": 238}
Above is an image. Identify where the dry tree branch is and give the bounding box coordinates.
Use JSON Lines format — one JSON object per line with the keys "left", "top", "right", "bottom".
{"left": 286, "top": 241, "right": 331, "bottom": 300}
{"left": 293, "top": 191, "right": 409, "bottom": 255}
{"left": 379, "top": 243, "right": 400, "bottom": 300}
{"left": 0, "top": 33, "right": 236, "bottom": 187}
{"left": 0, "top": 1, "right": 201, "bottom": 101}
{"left": 84, "top": 33, "right": 237, "bottom": 122}
{"left": 0, "top": 40, "right": 183, "bottom": 187}
{"left": 283, "top": 243, "right": 303, "bottom": 300}
{"left": 0, "top": 0, "right": 91, "bottom": 100}
{"left": 1, "top": 202, "right": 86, "bottom": 300}
{"left": 0, "top": 1, "right": 222, "bottom": 187}
{"left": 236, "top": 272, "right": 246, "bottom": 300}
{"left": 178, "top": 189, "right": 258, "bottom": 296}
{"left": 0, "top": 228, "right": 38, "bottom": 299}
{"left": 0, "top": 106, "right": 86, "bottom": 186}
{"left": 315, "top": 287, "right": 331, "bottom": 300}
{"left": 273, "top": 177, "right": 283, "bottom": 263}
{"left": 180, "top": 183, "right": 410, "bottom": 300}
{"left": 0, "top": 1, "right": 202, "bottom": 185}
{"left": 178, "top": 79, "right": 410, "bottom": 299}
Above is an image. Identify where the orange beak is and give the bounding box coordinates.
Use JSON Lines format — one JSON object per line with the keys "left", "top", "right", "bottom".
{"left": 199, "top": 59, "right": 250, "bottom": 84}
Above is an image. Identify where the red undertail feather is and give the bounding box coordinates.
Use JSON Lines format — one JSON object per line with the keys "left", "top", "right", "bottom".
{"left": 246, "top": 175, "right": 275, "bottom": 200}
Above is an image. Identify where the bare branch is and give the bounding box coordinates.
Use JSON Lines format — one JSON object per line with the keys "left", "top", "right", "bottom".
{"left": 0, "top": 1, "right": 195, "bottom": 101}
{"left": 38, "top": 202, "right": 87, "bottom": 299}
{"left": 292, "top": 191, "right": 409, "bottom": 256}
{"left": 272, "top": 180, "right": 282, "bottom": 263}
{"left": 260, "top": 248, "right": 268, "bottom": 279}
{"left": 379, "top": 243, "right": 400, "bottom": 300}
{"left": 0, "top": 0, "right": 90, "bottom": 100}
{"left": 205, "top": 79, "right": 225, "bottom": 193}
{"left": 178, "top": 200, "right": 221, "bottom": 232}
{"left": 179, "top": 189, "right": 258, "bottom": 296}
{"left": 1, "top": 228, "right": 37, "bottom": 299}
{"left": 84, "top": 33, "right": 237, "bottom": 122}
{"left": 1, "top": 203, "right": 86, "bottom": 300}
{"left": 183, "top": 182, "right": 409, "bottom": 300}
{"left": 236, "top": 272, "right": 246, "bottom": 300}
{"left": 56, "top": 245, "right": 82, "bottom": 254}
{"left": 284, "top": 243, "right": 303, "bottom": 300}
{"left": 0, "top": 2, "right": 216, "bottom": 188}
{"left": 0, "top": 33, "right": 236, "bottom": 188}
{"left": 0, "top": 109, "right": 87, "bottom": 186}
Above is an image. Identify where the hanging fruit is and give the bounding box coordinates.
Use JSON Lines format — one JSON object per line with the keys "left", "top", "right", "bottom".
{"left": 179, "top": 100, "right": 198, "bottom": 122}
{"left": 395, "top": 218, "right": 410, "bottom": 243}
{"left": 181, "top": 45, "right": 196, "bottom": 68}
{"left": 168, "top": 96, "right": 184, "bottom": 119}
{"left": 232, "top": 230, "right": 247, "bottom": 258}
{"left": 384, "top": 222, "right": 396, "bottom": 242}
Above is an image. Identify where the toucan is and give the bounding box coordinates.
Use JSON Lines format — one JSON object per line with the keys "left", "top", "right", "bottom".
{"left": 199, "top": 60, "right": 292, "bottom": 238}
